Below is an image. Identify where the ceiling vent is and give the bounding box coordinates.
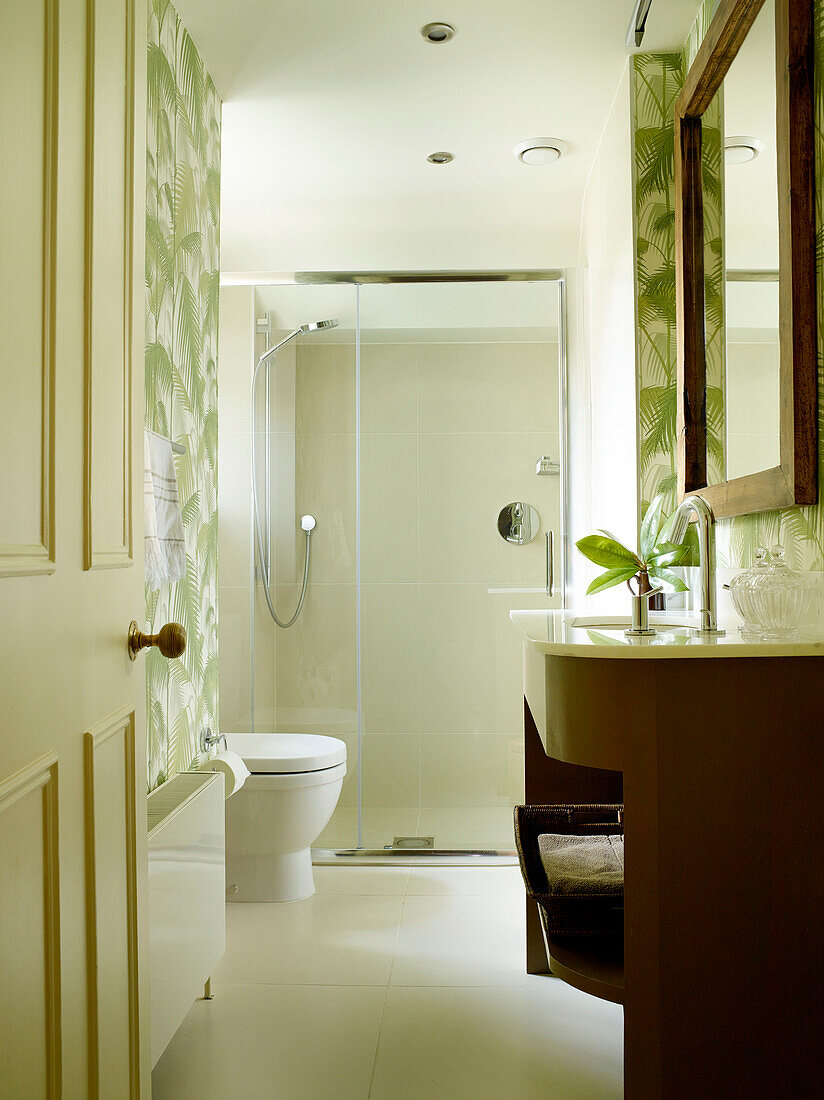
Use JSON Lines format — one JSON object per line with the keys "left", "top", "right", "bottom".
{"left": 513, "top": 138, "right": 568, "bottom": 165}
{"left": 724, "top": 135, "right": 765, "bottom": 165}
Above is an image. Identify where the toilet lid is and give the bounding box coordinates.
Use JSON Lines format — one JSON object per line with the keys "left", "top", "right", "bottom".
{"left": 225, "top": 732, "right": 347, "bottom": 774}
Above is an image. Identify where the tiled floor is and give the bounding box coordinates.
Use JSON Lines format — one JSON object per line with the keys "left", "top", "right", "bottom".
{"left": 316, "top": 806, "right": 518, "bottom": 851}
{"left": 152, "top": 866, "right": 624, "bottom": 1099}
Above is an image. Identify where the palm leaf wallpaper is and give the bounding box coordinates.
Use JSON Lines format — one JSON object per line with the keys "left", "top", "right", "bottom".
{"left": 633, "top": 0, "right": 824, "bottom": 572}
{"left": 633, "top": 8, "right": 724, "bottom": 518}
{"left": 145, "top": 0, "right": 221, "bottom": 787}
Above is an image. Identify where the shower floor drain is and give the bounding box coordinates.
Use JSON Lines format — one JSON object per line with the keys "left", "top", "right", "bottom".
{"left": 389, "top": 836, "right": 435, "bottom": 850}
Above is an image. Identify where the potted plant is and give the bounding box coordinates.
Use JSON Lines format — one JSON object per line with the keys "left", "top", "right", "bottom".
{"left": 576, "top": 494, "right": 690, "bottom": 597}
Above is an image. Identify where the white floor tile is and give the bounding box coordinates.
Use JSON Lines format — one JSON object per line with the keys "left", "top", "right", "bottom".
{"left": 154, "top": 867, "right": 624, "bottom": 1099}
{"left": 368, "top": 984, "right": 623, "bottom": 1100}
{"left": 314, "top": 865, "right": 411, "bottom": 895}
{"left": 214, "top": 894, "right": 404, "bottom": 986}
{"left": 406, "top": 866, "right": 523, "bottom": 897}
{"left": 390, "top": 893, "right": 532, "bottom": 987}
{"left": 152, "top": 983, "right": 386, "bottom": 1100}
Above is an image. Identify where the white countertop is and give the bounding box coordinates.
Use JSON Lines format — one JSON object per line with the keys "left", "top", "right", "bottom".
{"left": 509, "top": 609, "right": 824, "bottom": 659}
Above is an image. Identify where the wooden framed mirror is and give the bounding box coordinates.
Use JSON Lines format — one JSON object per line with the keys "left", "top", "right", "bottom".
{"left": 675, "top": 0, "right": 817, "bottom": 518}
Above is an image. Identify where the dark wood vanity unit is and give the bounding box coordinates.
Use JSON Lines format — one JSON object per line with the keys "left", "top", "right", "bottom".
{"left": 523, "top": 651, "right": 824, "bottom": 1098}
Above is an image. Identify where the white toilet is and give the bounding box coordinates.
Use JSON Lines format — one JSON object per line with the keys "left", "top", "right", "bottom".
{"left": 224, "top": 732, "right": 346, "bottom": 902}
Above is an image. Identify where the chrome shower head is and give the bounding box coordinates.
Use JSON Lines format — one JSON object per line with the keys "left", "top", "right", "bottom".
{"left": 257, "top": 318, "right": 340, "bottom": 366}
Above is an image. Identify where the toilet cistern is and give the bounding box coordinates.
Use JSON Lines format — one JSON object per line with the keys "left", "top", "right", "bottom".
{"left": 665, "top": 494, "right": 725, "bottom": 635}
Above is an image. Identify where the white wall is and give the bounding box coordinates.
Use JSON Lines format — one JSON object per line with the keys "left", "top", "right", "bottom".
{"left": 568, "top": 61, "right": 639, "bottom": 609}
{"left": 217, "top": 285, "right": 280, "bottom": 732}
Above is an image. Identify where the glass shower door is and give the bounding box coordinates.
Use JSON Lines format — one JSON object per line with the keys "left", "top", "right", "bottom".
{"left": 357, "top": 279, "right": 564, "bottom": 851}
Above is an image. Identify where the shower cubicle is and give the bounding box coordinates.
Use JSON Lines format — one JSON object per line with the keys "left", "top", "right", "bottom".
{"left": 223, "top": 274, "right": 566, "bottom": 855}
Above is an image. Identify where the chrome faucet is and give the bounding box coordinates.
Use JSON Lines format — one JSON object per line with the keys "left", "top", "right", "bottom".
{"left": 666, "top": 494, "right": 725, "bottom": 635}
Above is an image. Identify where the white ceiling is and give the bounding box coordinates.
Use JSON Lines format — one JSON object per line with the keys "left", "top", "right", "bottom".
{"left": 174, "top": 0, "right": 700, "bottom": 275}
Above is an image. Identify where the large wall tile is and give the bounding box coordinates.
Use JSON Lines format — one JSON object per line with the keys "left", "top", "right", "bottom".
{"left": 418, "top": 342, "right": 559, "bottom": 434}
{"left": 491, "top": 590, "right": 550, "bottom": 736}
{"left": 252, "top": 582, "right": 276, "bottom": 719}
{"left": 360, "top": 435, "right": 418, "bottom": 583}
{"left": 360, "top": 344, "right": 418, "bottom": 433}
{"left": 272, "top": 431, "right": 296, "bottom": 582}
{"left": 295, "top": 435, "right": 356, "bottom": 583}
{"left": 418, "top": 432, "right": 560, "bottom": 585}
{"left": 415, "top": 807, "right": 517, "bottom": 850}
{"left": 361, "top": 584, "right": 420, "bottom": 734}
{"left": 329, "top": 731, "right": 359, "bottom": 808}
{"left": 296, "top": 343, "right": 356, "bottom": 435}
{"left": 418, "top": 584, "right": 498, "bottom": 735}
{"left": 419, "top": 734, "right": 514, "bottom": 807}
{"left": 268, "top": 341, "right": 296, "bottom": 434}
{"left": 418, "top": 584, "right": 534, "bottom": 738}
{"left": 362, "top": 734, "right": 421, "bottom": 807}
{"left": 274, "top": 583, "right": 357, "bottom": 713}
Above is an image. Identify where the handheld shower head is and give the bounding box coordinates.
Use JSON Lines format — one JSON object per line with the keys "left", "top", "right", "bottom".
{"left": 257, "top": 319, "right": 340, "bottom": 367}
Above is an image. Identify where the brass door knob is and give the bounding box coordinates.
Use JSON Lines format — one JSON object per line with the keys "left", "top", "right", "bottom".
{"left": 128, "top": 621, "right": 186, "bottom": 661}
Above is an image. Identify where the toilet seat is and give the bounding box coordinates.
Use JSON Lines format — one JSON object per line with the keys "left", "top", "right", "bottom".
{"left": 226, "top": 732, "right": 346, "bottom": 774}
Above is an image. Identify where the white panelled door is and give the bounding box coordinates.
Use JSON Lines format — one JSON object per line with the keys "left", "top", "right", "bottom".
{"left": 0, "top": 1, "right": 152, "bottom": 1096}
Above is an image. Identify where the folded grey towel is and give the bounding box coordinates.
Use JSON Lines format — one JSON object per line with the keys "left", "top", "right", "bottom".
{"left": 537, "top": 833, "right": 624, "bottom": 896}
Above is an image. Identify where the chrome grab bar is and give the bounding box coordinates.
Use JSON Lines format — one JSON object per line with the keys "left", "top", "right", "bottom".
{"left": 546, "top": 530, "right": 554, "bottom": 597}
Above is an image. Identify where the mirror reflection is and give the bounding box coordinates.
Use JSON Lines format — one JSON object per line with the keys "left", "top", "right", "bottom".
{"left": 716, "top": 0, "right": 781, "bottom": 481}
{"left": 725, "top": 275, "right": 780, "bottom": 481}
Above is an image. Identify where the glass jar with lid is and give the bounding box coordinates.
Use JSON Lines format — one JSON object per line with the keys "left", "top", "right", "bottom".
{"left": 729, "top": 546, "right": 771, "bottom": 637}
{"left": 729, "top": 545, "right": 813, "bottom": 638}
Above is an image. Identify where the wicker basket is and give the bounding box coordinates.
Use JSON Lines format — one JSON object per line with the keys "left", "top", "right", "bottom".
{"left": 514, "top": 804, "right": 624, "bottom": 937}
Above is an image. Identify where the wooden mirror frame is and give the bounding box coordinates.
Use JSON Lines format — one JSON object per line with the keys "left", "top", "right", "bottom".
{"left": 674, "top": 0, "right": 816, "bottom": 518}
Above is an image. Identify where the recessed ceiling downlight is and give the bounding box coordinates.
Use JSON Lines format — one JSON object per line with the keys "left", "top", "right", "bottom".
{"left": 427, "top": 151, "right": 454, "bottom": 164}
{"left": 421, "top": 22, "right": 455, "bottom": 43}
{"left": 513, "top": 138, "right": 568, "bottom": 165}
{"left": 725, "top": 135, "right": 764, "bottom": 165}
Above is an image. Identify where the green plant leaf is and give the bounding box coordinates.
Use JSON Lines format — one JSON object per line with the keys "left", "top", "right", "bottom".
{"left": 647, "top": 564, "right": 689, "bottom": 592}
{"left": 597, "top": 528, "right": 637, "bottom": 549}
{"left": 576, "top": 535, "right": 641, "bottom": 569}
{"left": 658, "top": 510, "right": 678, "bottom": 544}
{"left": 640, "top": 494, "right": 665, "bottom": 559}
{"left": 585, "top": 566, "right": 640, "bottom": 596}
{"left": 647, "top": 541, "right": 689, "bottom": 568}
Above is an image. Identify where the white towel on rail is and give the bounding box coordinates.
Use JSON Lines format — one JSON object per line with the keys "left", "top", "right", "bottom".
{"left": 144, "top": 429, "right": 186, "bottom": 590}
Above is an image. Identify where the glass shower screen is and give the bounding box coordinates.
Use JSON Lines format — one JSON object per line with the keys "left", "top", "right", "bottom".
{"left": 250, "top": 278, "right": 564, "bottom": 853}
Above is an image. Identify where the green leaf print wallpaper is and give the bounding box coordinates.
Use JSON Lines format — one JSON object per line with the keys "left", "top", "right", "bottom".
{"left": 145, "top": 0, "right": 221, "bottom": 787}
{"left": 633, "top": 0, "right": 824, "bottom": 571}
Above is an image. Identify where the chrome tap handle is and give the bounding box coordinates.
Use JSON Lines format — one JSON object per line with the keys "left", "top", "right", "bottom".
{"left": 625, "top": 583, "right": 663, "bottom": 637}
{"left": 200, "top": 728, "right": 227, "bottom": 754}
